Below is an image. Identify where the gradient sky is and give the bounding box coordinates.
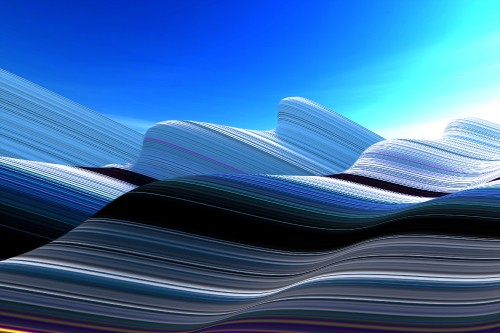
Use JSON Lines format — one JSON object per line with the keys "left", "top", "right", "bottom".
{"left": 1, "top": 0, "right": 499, "bottom": 138}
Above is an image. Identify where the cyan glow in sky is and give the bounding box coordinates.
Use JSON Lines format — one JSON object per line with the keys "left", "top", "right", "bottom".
{"left": 1, "top": 0, "right": 499, "bottom": 138}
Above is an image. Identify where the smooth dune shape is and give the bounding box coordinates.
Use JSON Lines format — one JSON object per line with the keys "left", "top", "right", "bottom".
{"left": 0, "top": 156, "right": 149, "bottom": 259}
{"left": 129, "top": 97, "right": 383, "bottom": 179}
{"left": 92, "top": 173, "right": 500, "bottom": 250}
{"left": 0, "top": 68, "right": 143, "bottom": 165}
{"left": 2, "top": 68, "right": 500, "bottom": 332}
{"left": 2, "top": 115, "right": 500, "bottom": 332}
{"left": 1, "top": 214, "right": 500, "bottom": 332}
{"left": 338, "top": 117, "right": 500, "bottom": 193}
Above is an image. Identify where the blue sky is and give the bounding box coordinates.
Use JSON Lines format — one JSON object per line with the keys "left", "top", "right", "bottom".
{"left": 1, "top": 0, "right": 499, "bottom": 138}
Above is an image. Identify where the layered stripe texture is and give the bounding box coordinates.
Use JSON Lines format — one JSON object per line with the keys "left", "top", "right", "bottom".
{"left": 0, "top": 157, "right": 142, "bottom": 259}
{"left": 2, "top": 223, "right": 500, "bottom": 332}
{"left": 3, "top": 125, "right": 500, "bottom": 331}
{"left": 340, "top": 117, "right": 500, "bottom": 193}
{"left": 0, "top": 69, "right": 143, "bottom": 165}
{"left": 2, "top": 70, "right": 500, "bottom": 333}
{"left": 128, "top": 97, "right": 383, "bottom": 179}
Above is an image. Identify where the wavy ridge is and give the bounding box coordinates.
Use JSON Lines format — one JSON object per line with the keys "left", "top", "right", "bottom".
{"left": 0, "top": 157, "right": 150, "bottom": 259}
{"left": 340, "top": 117, "right": 500, "bottom": 194}
{"left": 2, "top": 157, "right": 500, "bottom": 331}
{"left": 2, "top": 225, "right": 500, "bottom": 332}
{"left": 129, "top": 97, "right": 383, "bottom": 179}
{"left": 0, "top": 69, "right": 143, "bottom": 165}
{"left": 1, "top": 70, "right": 500, "bottom": 332}
{"left": 92, "top": 173, "right": 500, "bottom": 250}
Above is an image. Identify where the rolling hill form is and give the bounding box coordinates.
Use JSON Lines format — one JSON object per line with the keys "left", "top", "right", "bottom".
{"left": 1, "top": 69, "right": 500, "bottom": 333}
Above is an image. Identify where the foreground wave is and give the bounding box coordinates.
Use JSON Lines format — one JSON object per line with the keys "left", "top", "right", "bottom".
{"left": 1, "top": 163, "right": 500, "bottom": 331}
{"left": 2, "top": 226, "right": 500, "bottom": 332}
{"left": 92, "top": 173, "right": 500, "bottom": 250}
{"left": 1, "top": 70, "right": 500, "bottom": 332}
{"left": 0, "top": 157, "right": 153, "bottom": 259}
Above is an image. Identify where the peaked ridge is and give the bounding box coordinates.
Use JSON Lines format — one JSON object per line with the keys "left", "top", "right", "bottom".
{"left": 336, "top": 117, "right": 500, "bottom": 193}
{"left": 128, "top": 96, "right": 383, "bottom": 179}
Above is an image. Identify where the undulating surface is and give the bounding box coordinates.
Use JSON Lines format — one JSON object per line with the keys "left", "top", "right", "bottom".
{"left": 2, "top": 224, "right": 500, "bottom": 332}
{"left": 2, "top": 70, "right": 500, "bottom": 332}
{"left": 2, "top": 152, "right": 500, "bottom": 331}
{"left": 0, "top": 68, "right": 143, "bottom": 165}
{"left": 336, "top": 117, "right": 500, "bottom": 193}
{"left": 0, "top": 157, "right": 147, "bottom": 259}
{"left": 0, "top": 70, "right": 155, "bottom": 259}
{"left": 128, "top": 97, "right": 383, "bottom": 179}
{"left": 91, "top": 174, "right": 500, "bottom": 250}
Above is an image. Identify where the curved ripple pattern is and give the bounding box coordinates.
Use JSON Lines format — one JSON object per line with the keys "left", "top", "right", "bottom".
{"left": 1, "top": 167, "right": 500, "bottom": 331}
{"left": 130, "top": 97, "right": 383, "bottom": 179}
{"left": 93, "top": 173, "right": 500, "bottom": 250}
{"left": 0, "top": 68, "right": 143, "bottom": 165}
{"left": 1, "top": 71, "right": 500, "bottom": 332}
{"left": 1, "top": 221, "right": 500, "bottom": 332}
{"left": 0, "top": 157, "right": 140, "bottom": 259}
{"left": 340, "top": 117, "right": 500, "bottom": 193}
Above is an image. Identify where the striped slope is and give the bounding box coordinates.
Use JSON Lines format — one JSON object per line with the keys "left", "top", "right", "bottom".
{"left": 0, "top": 156, "right": 156, "bottom": 259}
{"left": 1, "top": 179, "right": 500, "bottom": 332}
{"left": 0, "top": 68, "right": 143, "bottom": 165}
{"left": 1, "top": 72, "right": 500, "bottom": 333}
{"left": 128, "top": 97, "right": 383, "bottom": 179}
{"left": 1, "top": 117, "right": 500, "bottom": 332}
{"left": 91, "top": 173, "right": 500, "bottom": 250}
{"left": 335, "top": 117, "right": 500, "bottom": 194}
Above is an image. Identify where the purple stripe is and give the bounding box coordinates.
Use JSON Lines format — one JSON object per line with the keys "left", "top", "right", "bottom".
{"left": 145, "top": 137, "right": 246, "bottom": 173}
